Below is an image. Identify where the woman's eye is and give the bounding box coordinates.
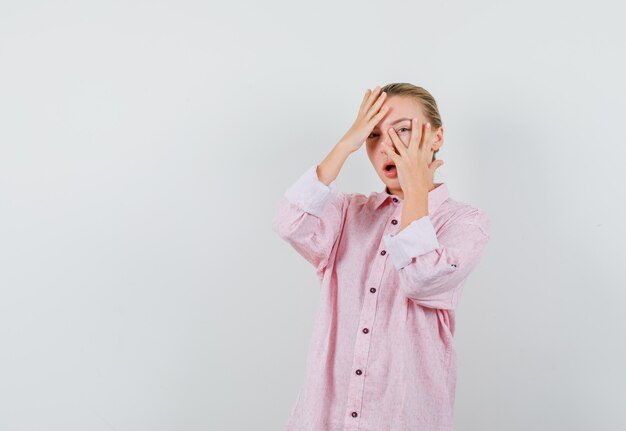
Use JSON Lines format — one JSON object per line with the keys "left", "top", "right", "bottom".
{"left": 367, "top": 133, "right": 379, "bottom": 139}
{"left": 398, "top": 127, "right": 410, "bottom": 133}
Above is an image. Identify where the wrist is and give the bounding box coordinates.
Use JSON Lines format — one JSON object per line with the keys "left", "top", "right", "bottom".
{"left": 403, "top": 185, "right": 429, "bottom": 199}
{"left": 335, "top": 139, "right": 357, "bottom": 155}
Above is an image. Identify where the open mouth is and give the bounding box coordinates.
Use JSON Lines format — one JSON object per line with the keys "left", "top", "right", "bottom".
{"left": 383, "top": 162, "right": 397, "bottom": 177}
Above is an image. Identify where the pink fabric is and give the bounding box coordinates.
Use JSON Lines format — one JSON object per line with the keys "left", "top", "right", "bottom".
{"left": 272, "top": 164, "right": 491, "bottom": 431}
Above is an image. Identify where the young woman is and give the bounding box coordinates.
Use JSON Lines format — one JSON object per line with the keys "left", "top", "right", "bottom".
{"left": 272, "top": 83, "right": 491, "bottom": 431}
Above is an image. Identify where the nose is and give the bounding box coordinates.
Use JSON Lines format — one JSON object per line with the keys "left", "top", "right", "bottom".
{"left": 379, "top": 137, "right": 395, "bottom": 158}
{"left": 378, "top": 137, "right": 390, "bottom": 155}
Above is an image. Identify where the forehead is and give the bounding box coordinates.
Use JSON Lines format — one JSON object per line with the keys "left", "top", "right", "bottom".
{"left": 374, "top": 96, "right": 424, "bottom": 128}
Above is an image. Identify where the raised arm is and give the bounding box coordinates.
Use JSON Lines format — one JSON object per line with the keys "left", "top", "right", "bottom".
{"left": 271, "top": 160, "right": 349, "bottom": 278}
{"left": 272, "top": 85, "right": 390, "bottom": 279}
{"left": 382, "top": 209, "right": 491, "bottom": 310}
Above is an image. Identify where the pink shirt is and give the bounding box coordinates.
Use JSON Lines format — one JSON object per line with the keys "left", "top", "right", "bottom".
{"left": 272, "top": 164, "right": 491, "bottom": 431}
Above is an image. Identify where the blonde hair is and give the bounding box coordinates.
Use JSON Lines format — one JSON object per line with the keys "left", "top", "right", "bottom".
{"left": 380, "top": 82, "right": 442, "bottom": 162}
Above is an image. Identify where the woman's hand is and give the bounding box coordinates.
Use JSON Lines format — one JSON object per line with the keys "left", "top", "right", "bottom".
{"left": 383, "top": 118, "right": 444, "bottom": 193}
{"left": 337, "top": 86, "right": 389, "bottom": 153}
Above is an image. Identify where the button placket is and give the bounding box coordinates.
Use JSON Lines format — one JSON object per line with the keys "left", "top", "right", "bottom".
{"left": 343, "top": 210, "right": 400, "bottom": 430}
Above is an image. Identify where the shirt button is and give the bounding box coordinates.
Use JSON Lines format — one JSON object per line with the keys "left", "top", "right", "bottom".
{"left": 370, "top": 287, "right": 376, "bottom": 293}
{"left": 380, "top": 250, "right": 386, "bottom": 255}
{"left": 362, "top": 327, "right": 369, "bottom": 333}
{"left": 356, "top": 369, "right": 362, "bottom": 375}
{"left": 351, "top": 412, "right": 358, "bottom": 418}
{"left": 391, "top": 219, "right": 398, "bottom": 225}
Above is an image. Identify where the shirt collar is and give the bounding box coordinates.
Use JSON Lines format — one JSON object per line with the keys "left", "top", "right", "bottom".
{"left": 371, "top": 182, "right": 450, "bottom": 215}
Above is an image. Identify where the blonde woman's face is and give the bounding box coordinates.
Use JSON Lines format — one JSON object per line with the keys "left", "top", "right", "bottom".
{"left": 365, "top": 96, "right": 439, "bottom": 194}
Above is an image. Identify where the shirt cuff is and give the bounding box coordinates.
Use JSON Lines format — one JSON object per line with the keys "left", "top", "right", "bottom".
{"left": 283, "top": 164, "right": 338, "bottom": 217}
{"left": 382, "top": 215, "right": 440, "bottom": 270}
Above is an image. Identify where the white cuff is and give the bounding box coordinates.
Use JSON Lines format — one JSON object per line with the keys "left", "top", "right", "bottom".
{"left": 382, "top": 215, "right": 440, "bottom": 270}
{"left": 283, "top": 164, "right": 338, "bottom": 217}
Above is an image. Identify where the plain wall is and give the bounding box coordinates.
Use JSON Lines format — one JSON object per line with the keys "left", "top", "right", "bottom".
{"left": 1, "top": 0, "right": 625, "bottom": 430}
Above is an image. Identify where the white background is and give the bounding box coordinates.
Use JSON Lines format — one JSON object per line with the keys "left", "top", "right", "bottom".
{"left": 1, "top": 0, "right": 625, "bottom": 430}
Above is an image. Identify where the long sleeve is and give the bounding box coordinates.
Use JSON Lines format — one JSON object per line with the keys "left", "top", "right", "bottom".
{"left": 382, "top": 209, "right": 491, "bottom": 310}
{"left": 271, "top": 164, "right": 348, "bottom": 279}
